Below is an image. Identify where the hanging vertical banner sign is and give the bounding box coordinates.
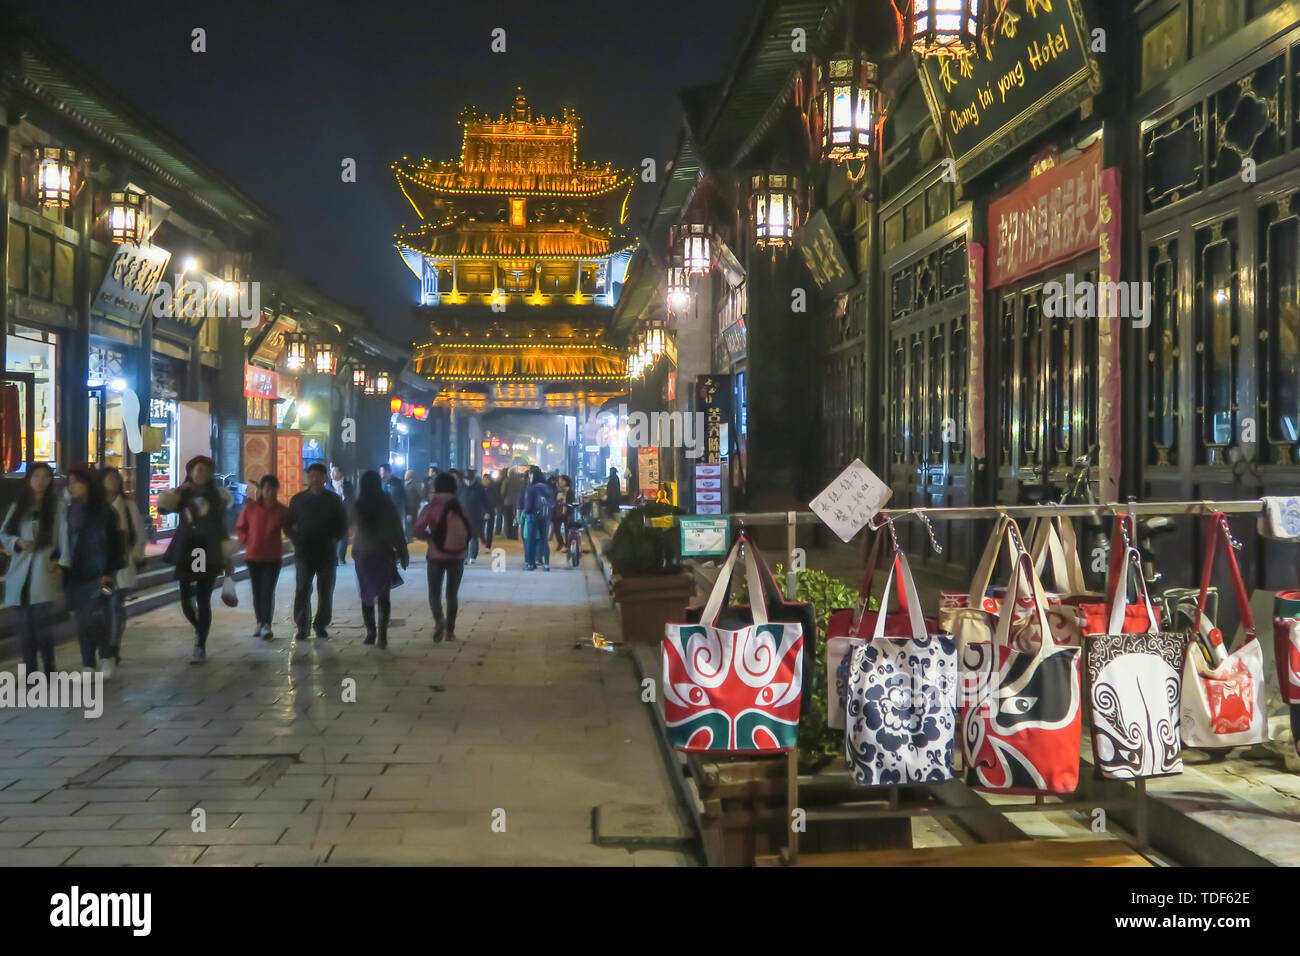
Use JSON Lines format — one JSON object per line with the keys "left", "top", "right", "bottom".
{"left": 696, "top": 374, "right": 733, "bottom": 465}
{"left": 1097, "top": 167, "right": 1123, "bottom": 503}
{"left": 986, "top": 141, "right": 1103, "bottom": 288}
{"left": 795, "top": 210, "right": 854, "bottom": 296}
{"left": 968, "top": 242, "right": 986, "bottom": 461}
{"left": 243, "top": 365, "right": 279, "bottom": 400}
{"left": 637, "top": 446, "right": 660, "bottom": 494}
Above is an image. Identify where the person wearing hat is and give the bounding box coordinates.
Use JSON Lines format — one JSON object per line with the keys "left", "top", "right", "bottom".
{"left": 158, "top": 455, "right": 234, "bottom": 663}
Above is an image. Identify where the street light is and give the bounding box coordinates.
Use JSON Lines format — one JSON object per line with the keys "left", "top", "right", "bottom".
{"left": 820, "top": 51, "right": 880, "bottom": 163}
{"left": 749, "top": 172, "right": 799, "bottom": 248}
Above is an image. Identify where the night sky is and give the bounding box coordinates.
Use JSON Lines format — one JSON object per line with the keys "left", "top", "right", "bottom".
{"left": 9, "top": 0, "right": 754, "bottom": 333}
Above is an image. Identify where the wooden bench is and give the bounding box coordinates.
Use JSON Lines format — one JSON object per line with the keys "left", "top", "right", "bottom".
{"left": 758, "top": 838, "right": 1151, "bottom": 867}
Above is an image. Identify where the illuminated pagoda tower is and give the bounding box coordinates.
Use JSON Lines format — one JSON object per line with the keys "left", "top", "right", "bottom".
{"left": 394, "top": 88, "right": 635, "bottom": 463}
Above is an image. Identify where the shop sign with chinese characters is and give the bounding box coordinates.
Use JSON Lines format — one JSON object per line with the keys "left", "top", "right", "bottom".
{"left": 695, "top": 374, "right": 732, "bottom": 465}
{"left": 243, "top": 365, "right": 279, "bottom": 400}
{"left": 94, "top": 242, "right": 172, "bottom": 326}
{"left": 796, "top": 210, "right": 854, "bottom": 296}
{"left": 917, "top": 0, "right": 1100, "bottom": 179}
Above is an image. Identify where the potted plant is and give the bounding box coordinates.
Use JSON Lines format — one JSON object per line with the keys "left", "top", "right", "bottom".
{"left": 608, "top": 501, "right": 693, "bottom": 644}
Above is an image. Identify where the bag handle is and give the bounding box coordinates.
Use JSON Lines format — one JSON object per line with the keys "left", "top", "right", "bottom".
{"left": 872, "top": 547, "right": 927, "bottom": 642}
{"left": 993, "top": 527, "right": 1055, "bottom": 651}
{"left": 967, "top": 513, "right": 1013, "bottom": 606}
{"left": 1054, "top": 515, "right": 1089, "bottom": 595}
{"left": 848, "top": 526, "right": 907, "bottom": 637}
{"left": 1196, "top": 512, "right": 1256, "bottom": 645}
{"left": 699, "top": 532, "right": 771, "bottom": 627}
{"left": 1107, "top": 536, "right": 1160, "bottom": 634}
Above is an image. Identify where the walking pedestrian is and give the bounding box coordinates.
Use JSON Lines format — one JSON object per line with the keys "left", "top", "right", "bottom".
{"left": 330, "top": 463, "right": 354, "bottom": 565}
{"left": 501, "top": 466, "right": 526, "bottom": 540}
{"left": 158, "top": 455, "right": 233, "bottom": 663}
{"left": 235, "top": 474, "right": 290, "bottom": 640}
{"left": 285, "top": 462, "right": 348, "bottom": 640}
{"left": 552, "top": 474, "right": 573, "bottom": 553}
{"left": 61, "top": 468, "right": 124, "bottom": 676}
{"left": 403, "top": 469, "right": 423, "bottom": 542}
{"left": 458, "top": 469, "right": 488, "bottom": 564}
{"left": 0, "top": 462, "right": 65, "bottom": 676}
{"left": 480, "top": 472, "right": 499, "bottom": 551}
{"left": 101, "top": 466, "right": 145, "bottom": 664}
{"left": 380, "top": 463, "right": 404, "bottom": 513}
{"left": 521, "top": 465, "right": 555, "bottom": 571}
{"left": 415, "top": 472, "right": 472, "bottom": 642}
{"left": 351, "top": 470, "right": 409, "bottom": 648}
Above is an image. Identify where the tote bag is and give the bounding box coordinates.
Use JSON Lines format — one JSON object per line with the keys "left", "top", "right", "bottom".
{"left": 845, "top": 549, "right": 957, "bottom": 786}
{"left": 1272, "top": 590, "right": 1300, "bottom": 706}
{"left": 663, "top": 536, "right": 804, "bottom": 753}
{"left": 826, "top": 528, "right": 935, "bottom": 730}
{"left": 1067, "top": 515, "right": 1163, "bottom": 637}
{"left": 1086, "top": 543, "right": 1187, "bottom": 779}
{"left": 960, "top": 546, "right": 1083, "bottom": 795}
{"left": 1181, "top": 513, "right": 1269, "bottom": 749}
{"left": 683, "top": 535, "right": 817, "bottom": 712}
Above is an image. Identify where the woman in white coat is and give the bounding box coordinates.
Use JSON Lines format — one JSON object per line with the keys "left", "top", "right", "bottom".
{"left": 101, "top": 466, "right": 146, "bottom": 664}
{"left": 0, "top": 463, "right": 67, "bottom": 674}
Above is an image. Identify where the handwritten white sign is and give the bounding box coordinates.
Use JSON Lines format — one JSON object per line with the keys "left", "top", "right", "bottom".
{"left": 809, "top": 459, "right": 892, "bottom": 543}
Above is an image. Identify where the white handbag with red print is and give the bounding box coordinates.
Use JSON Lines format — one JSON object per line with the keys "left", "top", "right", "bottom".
{"left": 1180, "top": 513, "right": 1269, "bottom": 750}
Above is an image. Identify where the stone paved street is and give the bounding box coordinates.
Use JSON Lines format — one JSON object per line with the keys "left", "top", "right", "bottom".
{"left": 0, "top": 539, "right": 692, "bottom": 866}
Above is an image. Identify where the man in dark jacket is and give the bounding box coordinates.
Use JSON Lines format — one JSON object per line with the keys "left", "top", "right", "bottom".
{"left": 500, "top": 467, "right": 527, "bottom": 540}
{"left": 458, "top": 470, "right": 489, "bottom": 564}
{"left": 285, "top": 462, "right": 348, "bottom": 639}
{"left": 380, "top": 464, "right": 404, "bottom": 512}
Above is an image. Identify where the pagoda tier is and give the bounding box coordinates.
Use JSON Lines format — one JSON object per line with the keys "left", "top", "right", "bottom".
{"left": 395, "top": 89, "right": 635, "bottom": 410}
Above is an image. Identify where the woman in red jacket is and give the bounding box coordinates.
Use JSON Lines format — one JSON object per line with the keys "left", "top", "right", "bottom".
{"left": 235, "top": 474, "right": 291, "bottom": 640}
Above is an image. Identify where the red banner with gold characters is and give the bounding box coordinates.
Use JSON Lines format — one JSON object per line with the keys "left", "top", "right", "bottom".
{"left": 987, "top": 141, "right": 1102, "bottom": 289}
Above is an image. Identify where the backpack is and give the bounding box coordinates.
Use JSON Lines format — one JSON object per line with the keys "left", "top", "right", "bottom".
{"left": 527, "top": 483, "right": 554, "bottom": 521}
{"left": 433, "top": 499, "right": 471, "bottom": 553}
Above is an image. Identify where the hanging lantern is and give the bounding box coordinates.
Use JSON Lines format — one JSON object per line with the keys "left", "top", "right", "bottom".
{"left": 352, "top": 363, "right": 368, "bottom": 389}
{"left": 375, "top": 370, "right": 392, "bottom": 395}
{"left": 749, "top": 173, "right": 799, "bottom": 248}
{"left": 313, "top": 341, "right": 336, "bottom": 374}
{"left": 390, "top": 397, "right": 403, "bottom": 414}
{"left": 363, "top": 374, "right": 377, "bottom": 396}
{"left": 414, "top": 406, "right": 429, "bottom": 421}
{"left": 283, "top": 332, "right": 309, "bottom": 371}
{"left": 672, "top": 223, "right": 712, "bottom": 275}
{"left": 35, "top": 147, "right": 77, "bottom": 209}
{"left": 108, "top": 190, "right": 146, "bottom": 244}
{"left": 821, "top": 51, "right": 881, "bottom": 162}
{"left": 666, "top": 265, "right": 691, "bottom": 314}
{"left": 645, "top": 320, "right": 666, "bottom": 361}
{"left": 910, "top": 0, "right": 988, "bottom": 60}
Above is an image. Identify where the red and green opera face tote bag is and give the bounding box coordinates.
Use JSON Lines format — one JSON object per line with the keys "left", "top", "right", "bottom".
{"left": 662, "top": 537, "right": 805, "bottom": 753}
{"left": 960, "top": 550, "right": 1083, "bottom": 796}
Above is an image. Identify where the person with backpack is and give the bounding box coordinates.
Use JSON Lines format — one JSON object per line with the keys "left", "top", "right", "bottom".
{"left": 60, "top": 468, "right": 125, "bottom": 676}
{"left": 0, "top": 462, "right": 65, "bottom": 676}
{"left": 415, "top": 472, "right": 472, "bottom": 642}
{"left": 235, "top": 474, "right": 291, "bottom": 640}
{"left": 101, "top": 466, "right": 146, "bottom": 664}
{"left": 158, "top": 455, "right": 233, "bottom": 663}
{"left": 521, "top": 465, "right": 555, "bottom": 572}
{"left": 352, "top": 470, "right": 409, "bottom": 648}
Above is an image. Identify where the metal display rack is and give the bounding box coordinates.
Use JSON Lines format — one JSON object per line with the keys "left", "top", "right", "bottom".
{"left": 654, "top": 499, "right": 1269, "bottom": 865}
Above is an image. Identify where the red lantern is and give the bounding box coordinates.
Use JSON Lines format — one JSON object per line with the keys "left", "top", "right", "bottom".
{"left": 402, "top": 402, "right": 414, "bottom": 418}
{"left": 389, "top": 397, "right": 403, "bottom": 414}
{"left": 413, "top": 406, "right": 429, "bottom": 421}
